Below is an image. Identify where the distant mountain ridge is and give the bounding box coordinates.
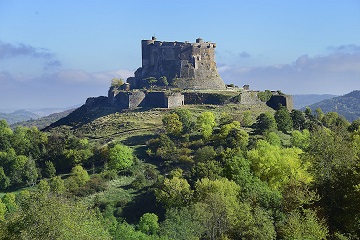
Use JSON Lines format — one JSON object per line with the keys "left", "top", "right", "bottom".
{"left": 0, "top": 110, "right": 40, "bottom": 125}
{"left": 304, "top": 90, "right": 360, "bottom": 122}
{"left": 293, "top": 94, "right": 338, "bottom": 109}
{"left": 10, "top": 108, "right": 76, "bottom": 130}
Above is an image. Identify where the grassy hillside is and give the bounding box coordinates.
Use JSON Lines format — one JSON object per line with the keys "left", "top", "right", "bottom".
{"left": 45, "top": 103, "right": 274, "bottom": 146}
{"left": 305, "top": 90, "right": 360, "bottom": 121}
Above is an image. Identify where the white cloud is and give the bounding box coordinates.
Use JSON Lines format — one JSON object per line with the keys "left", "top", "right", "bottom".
{"left": 219, "top": 46, "right": 360, "bottom": 94}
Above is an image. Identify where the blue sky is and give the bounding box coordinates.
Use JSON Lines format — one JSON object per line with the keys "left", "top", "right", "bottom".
{"left": 1, "top": 0, "right": 360, "bottom": 109}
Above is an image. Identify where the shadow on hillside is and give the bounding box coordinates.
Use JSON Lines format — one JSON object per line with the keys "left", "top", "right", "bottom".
{"left": 121, "top": 188, "right": 165, "bottom": 224}
{"left": 122, "top": 134, "right": 157, "bottom": 146}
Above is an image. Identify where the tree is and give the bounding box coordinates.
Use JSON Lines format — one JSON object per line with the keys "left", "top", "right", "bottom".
{"left": 49, "top": 176, "right": 65, "bottom": 195}
{"left": 37, "top": 179, "right": 50, "bottom": 194}
{"left": 1, "top": 193, "right": 17, "bottom": 213}
{"left": 161, "top": 207, "right": 204, "bottom": 240}
{"left": 291, "top": 109, "right": 306, "bottom": 130}
{"left": 138, "top": 213, "right": 159, "bottom": 235}
{"left": 196, "top": 112, "right": 216, "bottom": 140}
{"left": 158, "top": 76, "right": 169, "bottom": 86}
{"left": 241, "top": 110, "right": 253, "bottom": 127}
{"left": 348, "top": 118, "right": 360, "bottom": 132}
{"left": 162, "top": 113, "right": 183, "bottom": 136}
{"left": 43, "top": 161, "right": 56, "bottom": 178}
{"left": 155, "top": 176, "right": 193, "bottom": 208}
{"left": 274, "top": 105, "right": 293, "bottom": 133}
{"left": 0, "top": 120, "right": 12, "bottom": 151}
{"left": 145, "top": 77, "right": 157, "bottom": 88}
{"left": 108, "top": 144, "right": 134, "bottom": 171}
{"left": 70, "top": 165, "right": 90, "bottom": 186}
{"left": 278, "top": 209, "right": 328, "bottom": 239}
{"left": 111, "top": 77, "right": 124, "bottom": 87}
{"left": 0, "top": 167, "right": 10, "bottom": 190}
{"left": 0, "top": 194, "right": 111, "bottom": 240}
{"left": 0, "top": 199, "right": 6, "bottom": 221}
{"left": 291, "top": 129, "right": 310, "bottom": 149}
{"left": 173, "top": 109, "right": 194, "bottom": 134}
{"left": 247, "top": 140, "right": 312, "bottom": 190}
{"left": 254, "top": 112, "right": 277, "bottom": 134}
{"left": 23, "top": 156, "right": 38, "bottom": 186}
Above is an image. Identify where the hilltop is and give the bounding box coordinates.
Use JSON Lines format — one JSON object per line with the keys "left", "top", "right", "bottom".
{"left": 304, "top": 90, "right": 360, "bottom": 121}
{"left": 0, "top": 110, "right": 39, "bottom": 125}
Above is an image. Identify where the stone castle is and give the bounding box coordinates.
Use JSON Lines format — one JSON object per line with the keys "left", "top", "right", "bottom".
{"left": 127, "top": 37, "right": 225, "bottom": 90}
{"left": 106, "top": 37, "right": 293, "bottom": 111}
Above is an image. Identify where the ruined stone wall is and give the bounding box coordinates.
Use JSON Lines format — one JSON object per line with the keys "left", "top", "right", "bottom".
{"left": 166, "top": 92, "right": 184, "bottom": 108}
{"left": 267, "top": 95, "right": 294, "bottom": 111}
{"left": 240, "top": 91, "right": 263, "bottom": 105}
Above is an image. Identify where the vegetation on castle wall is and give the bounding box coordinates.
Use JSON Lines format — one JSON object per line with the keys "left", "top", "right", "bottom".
{"left": 257, "top": 90, "right": 273, "bottom": 102}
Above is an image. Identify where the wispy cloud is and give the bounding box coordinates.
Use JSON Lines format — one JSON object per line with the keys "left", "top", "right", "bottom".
{"left": 0, "top": 41, "right": 55, "bottom": 59}
{"left": 219, "top": 45, "right": 360, "bottom": 94}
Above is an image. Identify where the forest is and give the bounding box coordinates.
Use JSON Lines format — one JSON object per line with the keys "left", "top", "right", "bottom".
{"left": 0, "top": 105, "right": 360, "bottom": 240}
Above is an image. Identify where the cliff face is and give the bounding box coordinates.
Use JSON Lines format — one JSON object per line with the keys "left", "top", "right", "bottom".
{"left": 136, "top": 37, "right": 225, "bottom": 90}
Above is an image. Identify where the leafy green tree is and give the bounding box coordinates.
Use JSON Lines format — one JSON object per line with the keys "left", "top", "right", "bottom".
{"left": 138, "top": 213, "right": 160, "bottom": 235}
{"left": 161, "top": 207, "right": 204, "bottom": 240}
{"left": 70, "top": 165, "right": 90, "bottom": 186}
{"left": 0, "top": 199, "right": 6, "bottom": 221}
{"left": 348, "top": 118, "right": 360, "bottom": 132}
{"left": 291, "top": 129, "right": 310, "bottom": 149}
{"left": 321, "top": 112, "right": 350, "bottom": 130}
{"left": 265, "top": 131, "right": 281, "bottom": 146}
{"left": 257, "top": 90, "right": 272, "bottom": 102}
{"left": 1, "top": 193, "right": 17, "bottom": 213}
{"left": 247, "top": 140, "right": 312, "bottom": 190}
{"left": 241, "top": 110, "right": 254, "bottom": 127}
{"left": 158, "top": 76, "right": 169, "bottom": 86}
{"left": 196, "top": 112, "right": 216, "bottom": 140}
{"left": 0, "top": 194, "right": 111, "bottom": 240}
{"left": 278, "top": 209, "right": 328, "bottom": 239}
{"left": 0, "top": 166, "right": 10, "bottom": 190}
{"left": 162, "top": 113, "right": 183, "bottom": 136}
{"left": 304, "top": 128, "right": 360, "bottom": 234}
{"left": 49, "top": 176, "right": 65, "bottom": 195}
{"left": 145, "top": 77, "right": 157, "bottom": 88}
{"left": 114, "top": 221, "right": 155, "bottom": 240}
{"left": 291, "top": 109, "right": 306, "bottom": 130}
{"left": 254, "top": 112, "right": 277, "bottom": 134}
{"left": 0, "top": 120, "right": 12, "bottom": 151}
{"left": 194, "top": 146, "right": 216, "bottom": 162}
{"left": 155, "top": 176, "right": 193, "bottom": 208}
{"left": 43, "top": 161, "right": 56, "bottom": 178}
{"left": 173, "top": 109, "right": 194, "bottom": 133}
{"left": 111, "top": 77, "right": 124, "bottom": 87}
{"left": 192, "top": 160, "right": 223, "bottom": 181}
{"left": 23, "top": 156, "right": 38, "bottom": 186}
{"left": 108, "top": 144, "right": 134, "bottom": 171}
{"left": 315, "top": 107, "right": 325, "bottom": 121}
{"left": 37, "top": 179, "right": 50, "bottom": 194}
{"left": 274, "top": 105, "right": 293, "bottom": 133}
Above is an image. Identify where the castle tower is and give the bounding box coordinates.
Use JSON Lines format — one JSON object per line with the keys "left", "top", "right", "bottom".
{"left": 131, "top": 37, "right": 225, "bottom": 90}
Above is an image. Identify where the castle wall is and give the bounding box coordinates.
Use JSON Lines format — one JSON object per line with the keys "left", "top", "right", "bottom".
{"left": 240, "top": 91, "right": 263, "bottom": 105}
{"left": 267, "top": 95, "right": 294, "bottom": 111}
{"left": 165, "top": 92, "right": 184, "bottom": 108}
{"left": 139, "top": 38, "right": 225, "bottom": 90}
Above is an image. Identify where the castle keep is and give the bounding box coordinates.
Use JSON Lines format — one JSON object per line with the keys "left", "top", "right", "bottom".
{"left": 127, "top": 37, "right": 225, "bottom": 90}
